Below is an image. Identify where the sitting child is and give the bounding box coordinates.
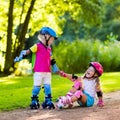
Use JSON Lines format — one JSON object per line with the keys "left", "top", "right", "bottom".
{"left": 56, "top": 62, "right": 104, "bottom": 109}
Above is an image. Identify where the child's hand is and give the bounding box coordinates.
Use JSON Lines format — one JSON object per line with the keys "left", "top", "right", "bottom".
{"left": 97, "top": 99, "right": 104, "bottom": 107}
{"left": 14, "top": 50, "right": 27, "bottom": 62}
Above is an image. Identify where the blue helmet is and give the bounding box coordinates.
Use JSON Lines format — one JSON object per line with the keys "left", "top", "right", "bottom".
{"left": 39, "top": 27, "right": 57, "bottom": 40}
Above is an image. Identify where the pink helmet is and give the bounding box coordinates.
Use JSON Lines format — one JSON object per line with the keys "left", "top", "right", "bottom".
{"left": 89, "top": 62, "right": 103, "bottom": 76}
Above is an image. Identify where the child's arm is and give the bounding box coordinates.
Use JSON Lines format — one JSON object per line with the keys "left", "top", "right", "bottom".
{"left": 14, "top": 49, "right": 31, "bottom": 62}
{"left": 50, "top": 58, "right": 59, "bottom": 73}
{"left": 14, "top": 44, "right": 37, "bottom": 62}
{"left": 59, "top": 71, "right": 81, "bottom": 82}
{"left": 96, "top": 79, "right": 104, "bottom": 107}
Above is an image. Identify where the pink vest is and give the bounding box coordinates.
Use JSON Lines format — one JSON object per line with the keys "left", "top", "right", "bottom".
{"left": 33, "top": 43, "right": 51, "bottom": 72}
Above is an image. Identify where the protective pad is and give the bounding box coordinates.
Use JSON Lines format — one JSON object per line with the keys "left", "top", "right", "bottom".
{"left": 74, "top": 90, "right": 83, "bottom": 98}
{"left": 73, "top": 81, "right": 82, "bottom": 90}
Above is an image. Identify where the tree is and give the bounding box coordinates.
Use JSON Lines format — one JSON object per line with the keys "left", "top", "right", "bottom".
{"left": 14, "top": 0, "right": 36, "bottom": 56}
{"left": 3, "top": 0, "right": 14, "bottom": 74}
{"left": 86, "top": 0, "right": 120, "bottom": 41}
{"left": 44, "top": 0, "right": 104, "bottom": 41}
{"left": 3, "top": 0, "right": 36, "bottom": 74}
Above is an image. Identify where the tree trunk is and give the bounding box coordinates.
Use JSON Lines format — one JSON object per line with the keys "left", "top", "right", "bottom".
{"left": 3, "top": 0, "right": 14, "bottom": 74}
{"left": 16, "top": 0, "right": 36, "bottom": 54}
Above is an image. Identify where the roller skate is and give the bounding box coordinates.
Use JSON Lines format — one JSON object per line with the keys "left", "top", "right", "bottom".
{"left": 56, "top": 96, "right": 73, "bottom": 109}
{"left": 42, "top": 100, "right": 55, "bottom": 109}
{"left": 42, "top": 95, "right": 55, "bottom": 109}
{"left": 56, "top": 97, "right": 65, "bottom": 109}
{"left": 30, "top": 95, "right": 40, "bottom": 109}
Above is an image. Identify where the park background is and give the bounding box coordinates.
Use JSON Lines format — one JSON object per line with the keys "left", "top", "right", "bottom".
{"left": 0, "top": 0, "right": 120, "bottom": 111}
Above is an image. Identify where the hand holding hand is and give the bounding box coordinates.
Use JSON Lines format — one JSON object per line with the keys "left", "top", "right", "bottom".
{"left": 71, "top": 74, "right": 78, "bottom": 81}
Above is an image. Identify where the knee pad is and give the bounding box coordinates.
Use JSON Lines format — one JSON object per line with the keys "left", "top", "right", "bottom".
{"left": 74, "top": 90, "right": 83, "bottom": 98}
{"left": 44, "top": 84, "right": 51, "bottom": 96}
{"left": 32, "top": 86, "right": 41, "bottom": 96}
{"left": 73, "top": 81, "right": 82, "bottom": 90}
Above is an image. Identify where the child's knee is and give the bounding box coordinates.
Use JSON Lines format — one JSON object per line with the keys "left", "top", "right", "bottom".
{"left": 73, "top": 81, "right": 82, "bottom": 90}
{"left": 74, "top": 90, "right": 83, "bottom": 98}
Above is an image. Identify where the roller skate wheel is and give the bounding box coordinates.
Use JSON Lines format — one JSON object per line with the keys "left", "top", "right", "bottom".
{"left": 56, "top": 99, "right": 64, "bottom": 109}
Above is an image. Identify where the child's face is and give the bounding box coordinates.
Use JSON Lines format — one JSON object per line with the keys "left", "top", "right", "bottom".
{"left": 85, "top": 66, "right": 96, "bottom": 78}
{"left": 38, "top": 34, "right": 55, "bottom": 46}
{"left": 48, "top": 36, "right": 55, "bottom": 46}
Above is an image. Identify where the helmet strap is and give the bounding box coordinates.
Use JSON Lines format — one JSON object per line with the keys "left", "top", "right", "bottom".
{"left": 44, "top": 35, "right": 51, "bottom": 46}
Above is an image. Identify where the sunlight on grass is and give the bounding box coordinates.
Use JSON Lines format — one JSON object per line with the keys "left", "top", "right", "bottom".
{"left": 0, "top": 76, "right": 18, "bottom": 85}
{"left": 0, "top": 79, "right": 7, "bottom": 82}
{"left": 2, "top": 81, "right": 18, "bottom": 85}
{"left": 103, "top": 72, "right": 120, "bottom": 76}
{"left": 101, "top": 72, "right": 120, "bottom": 93}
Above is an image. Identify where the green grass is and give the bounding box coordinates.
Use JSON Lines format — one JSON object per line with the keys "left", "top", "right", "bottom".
{"left": 101, "top": 72, "right": 120, "bottom": 92}
{"left": 0, "top": 72, "right": 120, "bottom": 111}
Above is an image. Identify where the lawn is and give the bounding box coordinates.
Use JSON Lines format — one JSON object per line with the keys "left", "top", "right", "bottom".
{"left": 0, "top": 72, "right": 120, "bottom": 111}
